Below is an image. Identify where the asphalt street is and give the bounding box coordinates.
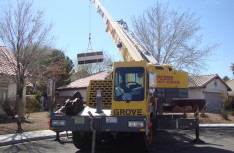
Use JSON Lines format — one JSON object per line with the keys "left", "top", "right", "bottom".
{"left": 0, "top": 128, "right": 234, "bottom": 153}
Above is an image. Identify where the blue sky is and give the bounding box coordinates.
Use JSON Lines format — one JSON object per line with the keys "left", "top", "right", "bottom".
{"left": 0, "top": 0, "right": 233, "bottom": 79}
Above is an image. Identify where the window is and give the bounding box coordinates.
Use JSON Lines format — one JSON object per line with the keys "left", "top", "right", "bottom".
{"left": 114, "top": 67, "right": 144, "bottom": 101}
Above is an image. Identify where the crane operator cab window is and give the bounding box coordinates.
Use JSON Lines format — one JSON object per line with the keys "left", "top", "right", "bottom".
{"left": 114, "top": 67, "right": 145, "bottom": 101}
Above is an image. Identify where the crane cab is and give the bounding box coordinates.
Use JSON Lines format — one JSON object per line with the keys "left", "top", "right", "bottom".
{"left": 111, "top": 61, "right": 148, "bottom": 116}
{"left": 111, "top": 61, "right": 189, "bottom": 116}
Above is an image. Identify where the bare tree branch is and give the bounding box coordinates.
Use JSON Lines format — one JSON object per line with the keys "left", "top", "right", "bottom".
{"left": 131, "top": 2, "right": 218, "bottom": 74}
{"left": 0, "top": 0, "right": 53, "bottom": 132}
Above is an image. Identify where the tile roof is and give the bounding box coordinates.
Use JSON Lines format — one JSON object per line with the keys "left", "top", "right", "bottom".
{"left": 0, "top": 46, "right": 16, "bottom": 76}
{"left": 57, "top": 71, "right": 109, "bottom": 90}
{"left": 189, "top": 74, "right": 217, "bottom": 88}
{"left": 189, "top": 74, "right": 231, "bottom": 91}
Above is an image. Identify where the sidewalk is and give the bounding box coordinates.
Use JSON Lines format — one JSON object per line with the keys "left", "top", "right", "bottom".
{"left": 199, "top": 124, "right": 234, "bottom": 128}
{"left": 1, "top": 124, "right": 234, "bottom": 146}
{"left": 0, "top": 130, "right": 71, "bottom": 146}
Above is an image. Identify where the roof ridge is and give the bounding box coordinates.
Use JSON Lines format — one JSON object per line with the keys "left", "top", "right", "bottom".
{"left": 57, "top": 71, "right": 108, "bottom": 90}
{"left": 190, "top": 74, "right": 217, "bottom": 77}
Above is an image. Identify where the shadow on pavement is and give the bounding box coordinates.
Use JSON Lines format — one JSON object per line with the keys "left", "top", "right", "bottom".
{"left": 153, "top": 130, "right": 233, "bottom": 153}
{"left": 2, "top": 141, "right": 55, "bottom": 153}
{"left": 74, "top": 130, "right": 234, "bottom": 153}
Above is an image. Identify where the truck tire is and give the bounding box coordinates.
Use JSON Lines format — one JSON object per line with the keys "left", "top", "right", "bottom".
{"left": 72, "top": 131, "right": 92, "bottom": 151}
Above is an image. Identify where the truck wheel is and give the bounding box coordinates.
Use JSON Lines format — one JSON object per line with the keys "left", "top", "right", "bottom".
{"left": 145, "top": 128, "right": 155, "bottom": 152}
{"left": 72, "top": 131, "right": 92, "bottom": 151}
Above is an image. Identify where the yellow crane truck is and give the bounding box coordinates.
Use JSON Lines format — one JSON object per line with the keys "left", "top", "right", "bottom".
{"left": 49, "top": 0, "right": 201, "bottom": 152}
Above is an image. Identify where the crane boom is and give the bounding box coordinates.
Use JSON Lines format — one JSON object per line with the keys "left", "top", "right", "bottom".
{"left": 49, "top": 2, "right": 199, "bottom": 152}
{"left": 90, "top": 0, "right": 158, "bottom": 64}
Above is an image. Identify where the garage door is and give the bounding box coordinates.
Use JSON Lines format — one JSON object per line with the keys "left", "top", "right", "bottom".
{"left": 205, "top": 92, "right": 222, "bottom": 112}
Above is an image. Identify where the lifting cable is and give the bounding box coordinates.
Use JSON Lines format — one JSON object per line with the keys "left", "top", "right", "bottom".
{"left": 77, "top": 1, "right": 104, "bottom": 65}
{"left": 87, "top": 1, "right": 93, "bottom": 52}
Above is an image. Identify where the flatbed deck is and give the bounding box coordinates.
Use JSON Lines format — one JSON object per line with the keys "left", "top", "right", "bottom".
{"left": 78, "top": 106, "right": 111, "bottom": 117}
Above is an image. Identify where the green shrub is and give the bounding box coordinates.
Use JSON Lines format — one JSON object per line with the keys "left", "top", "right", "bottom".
{"left": 1, "top": 99, "right": 15, "bottom": 116}
{"left": 26, "top": 95, "right": 41, "bottom": 112}
{"left": 230, "top": 110, "right": 234, "bottom": 116}
{"left": 34, "top": 94, "right": 41, "bottom": 101}
{"left": 216, "top": 109, "right": 229, "bottom": 120}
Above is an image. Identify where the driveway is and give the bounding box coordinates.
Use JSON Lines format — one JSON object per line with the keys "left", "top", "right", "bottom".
{"left": 0, "top": 128, "right": 233, "bottom": 153}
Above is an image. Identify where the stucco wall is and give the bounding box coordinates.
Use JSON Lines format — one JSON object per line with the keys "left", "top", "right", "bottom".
{"left": 0, "top": 78, "right": 17, "bottom": 116}
{"left": 205, "top": 79, "right": 228, "bottom": 95}
{"left": 188, "top": 88, "right": 204, "bottom": 99}
{"left": 8, "top": 81, "right": 17, "bottom": 101}
{"left": 226, "top": 79, "right": 234, "bottom": 96}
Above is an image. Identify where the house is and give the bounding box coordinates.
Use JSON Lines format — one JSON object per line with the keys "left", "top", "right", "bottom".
{"left": 57, "top": 71, "right": 231, "bottom": 112}
{"left": 0, "top": 46, "right": 17, "bottom": 116}
{"left": 189, "top": 74, "right": 232, "bottom": 112}
{"left": 56, "top": 71, "right": 108, "bottom": 102}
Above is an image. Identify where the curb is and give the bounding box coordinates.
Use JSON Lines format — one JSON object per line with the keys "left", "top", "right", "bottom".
{"left": 0, "top": 131, "right": 71, "bottom": 147}
{"left": 199, "top": 124, "right": 234, "bottom": 128}
{"left": 0, "top": 135, "right": 55, "bottom": 147}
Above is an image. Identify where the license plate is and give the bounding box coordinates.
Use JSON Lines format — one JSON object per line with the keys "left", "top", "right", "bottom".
{"left": 106, "top": 117, "right": 117, "bottom": 123}
{"left": 128, "top": 121, "right": 144, "bottom": 128}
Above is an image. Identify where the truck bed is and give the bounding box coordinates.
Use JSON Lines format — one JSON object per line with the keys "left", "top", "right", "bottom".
{"left": 79, "top": 106, "right": 111, "bottom": 117}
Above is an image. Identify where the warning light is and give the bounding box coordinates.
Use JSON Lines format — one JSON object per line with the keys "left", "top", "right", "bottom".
{"left": 147, "top": 122, "right": 153, "bottom": 127}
